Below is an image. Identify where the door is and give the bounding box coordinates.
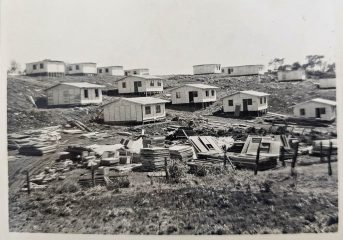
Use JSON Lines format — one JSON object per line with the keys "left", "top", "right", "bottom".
{"left": 134, "top": 81, "right": 140, "bottom": 93}
{"left": 315, "top": 108, "right": 321, "bottom": 118}
{"left": 189, "top": 91, "right": 198, "bottom": 103}
{"left": 242, "top": 99, "right": 249, "bottom": 112}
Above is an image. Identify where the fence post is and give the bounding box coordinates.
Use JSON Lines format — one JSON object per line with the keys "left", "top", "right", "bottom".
{"left": 291, "top": 141, "right": 299, "bottom": 176}
{"left": 320, "top": 141, "right": 323, "bottom": 163}
{"left": 164, "top": 157, "right": 169, "bottom": 181}
{"left": 280, "top": 147, "right": 286, "bottom": 167}
{"left": 254, "top": 143, "right": 261, "bottom": 175}
{"left": 92, "top": 167, "right": 95, "bottom": 187}
{"left": 223, "top": 145, "right": 227, "bottom": 169}
{"left": 327, "top": 141, "right": 332, "bottom": 176}
{"left": 26, "top": 171, "right": 31, "bottom": 195}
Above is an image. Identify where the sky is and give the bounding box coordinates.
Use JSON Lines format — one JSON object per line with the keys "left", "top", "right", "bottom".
{"left": 4, "top": 0, "right": 336, "bottom": 74}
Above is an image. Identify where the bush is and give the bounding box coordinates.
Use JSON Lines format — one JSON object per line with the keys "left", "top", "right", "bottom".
{"left": 195, "top": 166, "right": 207, "bottom": 177}
{"left": 168, "top": 161, "right": 188, "bottom": 183}
{"left": 106, "top": 177, "right": 130, "bottom": 190}
{"left": 55, "top": 181, "right": 80, "bottom": 194}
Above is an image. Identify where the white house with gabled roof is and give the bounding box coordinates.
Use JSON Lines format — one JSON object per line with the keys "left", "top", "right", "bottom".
{"left": 117, "top": 75, "right": 163, "bottom": 94}
{"left": 26, "top": 59, "right": 66, "bottom": 77}
{"left": 45, "top": 82, "right": 105, "bottom": 107}
{"left": 170, "top": 83, "right": 219, "bottom": 105}
{"left": 221, "top": 65, "right": 264, "bottom": 76}
{"left": 66, "top": 62, "right": 97, "bottom": 76}
{"left": 291, "top": 98, "right": 336, "bottom": 121}
{"left": 97, "top": 66, "right": 124, "bottom": 76}
{"left": 103, "top": 97, "right": 169, "bottom": 123}
{"left": 124, "top": 68, "right": 149, "bottom": 76}
{"left": 222, "top": 90, "right": 270, "bottom": 116}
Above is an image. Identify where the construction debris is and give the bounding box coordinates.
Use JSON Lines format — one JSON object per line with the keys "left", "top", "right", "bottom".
{"left": 143, "top": 135, "right": 165, "bottom": 148}
{"left": 140, "top": 148, "right": 170, "bottom": 171}
{"left": 169, "top": 145, "right": 195, "bottom": 161}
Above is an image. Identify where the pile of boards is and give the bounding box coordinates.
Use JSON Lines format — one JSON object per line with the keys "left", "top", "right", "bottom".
{"left": 140, "top": 147, "right": 170, "bottom": 171}
{"left": 169, "top": 145, "right": 194, "bottom": 161}
{"left": 8, "top": 126, "right": 61, "bottom": 156}
{"left": 143, "top": 136, "right": 165, "bottom": 148}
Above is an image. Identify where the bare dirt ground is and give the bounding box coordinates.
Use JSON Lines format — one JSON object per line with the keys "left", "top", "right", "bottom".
{"left": 7, "top": 74, "right": 338, "bottom": 234}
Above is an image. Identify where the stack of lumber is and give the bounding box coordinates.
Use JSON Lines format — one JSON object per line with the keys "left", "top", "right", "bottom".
{"left": 68, "top": 120, "right": 93, "bottom": 132}
{"left": 140, "top": 147, "right": 170, "bottom": 171}
{"left": 169, "top": 145, "right": 194, "bottom": 161}
{"left": 143, "top": 136, "right": 165, "bottom": 148}
{"left": 8, "top": 126, "right": 61, "bottom": 155}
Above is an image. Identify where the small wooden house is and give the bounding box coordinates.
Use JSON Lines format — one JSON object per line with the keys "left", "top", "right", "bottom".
{"left": 67, "top": 63, "right": 97, "bottom": 76}
{"left": 45, "top": 82, "right": 105, "bottom": 107}
{"left": 117, "top": 75, "right": 163, "bottom": 94}
{"left": 277, "top": 69, "right": 306, "bottom": 81}
{"left": 193, "top": 64, "right": 221, "bottom": 75}
{"left": 103, "top": 97, "right": 169, "bottom": 124}
{"left": 222, "top": 90, "right": 270, "bottom": 116}
{"left": 221, "top": 65, "right": 264, "bottom": 76}
{"left": 97, "top": 66, "right": 124, "bottom": 76}
{"left": 124, "top": 68, "right": 149, "bottom": 76}
{"left": 170, "top": 84, "right": 218, "bottom": 105}
{"left": 291, "top": 98, "right": 336, "bottom": 121}
{"left": 315, "top": 78, "right": 336, "bottom": 89}
{"left": 26, "top": 59, "right": 65, "bottom": 77}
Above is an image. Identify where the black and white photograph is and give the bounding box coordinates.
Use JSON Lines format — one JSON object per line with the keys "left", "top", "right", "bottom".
{"left": 0, "top": 0, "right": 342, "bottom": 238}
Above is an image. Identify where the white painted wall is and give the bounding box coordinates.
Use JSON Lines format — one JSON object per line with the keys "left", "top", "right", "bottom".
{"left": 46, "top": 84, "right": 103, "bottom": 106}
{"left": 103, "top": 100, "right": 166, "bottom": 123}
{"left": 277, "top": 70, "right": 306, "bottom": 81}
{"left": 67, "top": 63, "right": 97, "bottom": 75}
{"left": 193, "top": 65, "right": 221, "bottom": 75}
{"left": 117, "top": 76, "right": 163, "bottom": 94}
{"left": 98, "top": 67, "right": 124, "bottom": 76}
{"left": 171, "top": 86, "right": 217, "bottom": 104}
{"left": 222, "top": 93, "right": 268, "bottom": 112}
{"left": 124, "top": 69, "right": 149, "bottom": 76}
{"left": 221, "top": 65, "right": 264, "bottom": 76}
{"left": 317, "top": 78, "right": 336, "bottom": 89}
{"left": 293, "top": 102, "right": 336, "bottom": 121}
{"left": 26, "top": 60, "right": 65, "bottom": 74}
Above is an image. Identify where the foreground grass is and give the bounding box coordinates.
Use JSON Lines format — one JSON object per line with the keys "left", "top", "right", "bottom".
{"left": 8, "top": 163, "right": 338, "bottom": 235}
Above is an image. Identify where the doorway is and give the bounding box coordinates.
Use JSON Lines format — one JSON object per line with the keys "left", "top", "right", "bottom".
{"left": 189, "top": 91, "right": 198, "bottom": 103}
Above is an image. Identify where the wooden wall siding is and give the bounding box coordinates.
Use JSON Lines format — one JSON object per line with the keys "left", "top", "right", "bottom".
{"left": 171, "top": 86, "right": 217, "bottom": 104}
{"left": 47, "top": 85, "right": 102, "bottom": 106}
{"left": 223, "top": 93, "right": 268, "bottom": 113}
{"left": 26, "top": 61, "right": 65, "bottom": 75}
{"left": 222, "top": 65, "right": 263, "bottom": 76}
{"left": 193, "top": 65, "right": 221, "bottom": 75}
{"left": 293, "top": 102, "right": 336, "bottom": 121}
{"left": 103, "top": 100, "right": 166, "bottom": 123}
{"left": 277, "top": 70, "right": 306, "bottom": 81}
{"left": 118, "top": 77, "right": 163, "bottom": 94}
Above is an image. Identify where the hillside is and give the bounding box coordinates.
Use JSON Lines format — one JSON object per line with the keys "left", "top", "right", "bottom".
{"left": 7, "top": 74, "right": 336, "bottom": 133}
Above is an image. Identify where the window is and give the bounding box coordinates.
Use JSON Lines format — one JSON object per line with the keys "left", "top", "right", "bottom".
{"left": 211, "top": 90, "right": 215, "bottom": 96}
{"left": 193, "top": 91, "right": 198, "bottom": 97}
{"left": 95, "top": 89, "right": 99, "bottom": 98}
{"left": 76, "top": 65, "right": 79, "bottom": 70}
{"left": 84, "top": 89, "right": 89, "bottom": 98}
{"left": 69, "top": 66, "right": 72, "bottom": 71}
{"left": 133, "top": 71, "right": 137, "bottom": 75}
{"left": 260, "top": 98, "right": 263, "bottom": 104}
{"left": 320, "top": 108, "right": 326, "bottom": 114}
{"left": 156, "top": 105, "right": 161, "bottom": 113}
{"left": 40, "top": 63, "right": 44, "bottom": 69}
{"left": 157, "top": 81, "right": 162, "bottom": 86}
{"left": 150, "top": 80, "right": 154, "bottom": 86}
{"left": 99, "top": 69, "right": 102, "bottom": 73}
{"left": 205, "top": 90, "right": 209, "bottom": 97}
{"left": 33, "top": 64, "right": 37, "bottom": 70}
{"left": 228, "top": 100, "right": 233, "bottom": 106}
{"left": 300, "top": 108, "right": 305, "bottom": 116}
{"left": 222, "top": 69, "right": 225, "bottom": 73}
{"left": 247, "top": 99, "right": 252, "bottom": 105}
{"left": 264, "top": 97, "right": 266, "bottom": 103}
{"left": 105, "top": 68, "right": 109, "bottom": 73}
{"left": 137, "top": 81, "right": 142, "bottom": 87}
{"left": 122, "top": 82, "right": 126, "bottom": 88}
{"left": 176, "top": 92, "right": 181, "bottom": 98}
{"left": 125, "top": 72, "right": 128, "bottom": 76}
{"left": 145, "top": 106, "right": 151, "bottom": 115}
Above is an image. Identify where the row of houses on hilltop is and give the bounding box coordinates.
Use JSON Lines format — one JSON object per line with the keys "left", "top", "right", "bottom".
{"left": 193, "top": 63, "right": 306, "bottom": 82}
{"left": 25, "top": 59, "right": 149, "bottom": 77}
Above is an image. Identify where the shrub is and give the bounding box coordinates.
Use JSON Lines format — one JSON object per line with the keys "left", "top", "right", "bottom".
{"left": 55, "top": 181, "right": 80, "bottom": 194}
{"left": 168, "top": 161, "right": 188, "bottom": 183}
{"left": 195, "top": 166, "right": 207, "bottom": 177}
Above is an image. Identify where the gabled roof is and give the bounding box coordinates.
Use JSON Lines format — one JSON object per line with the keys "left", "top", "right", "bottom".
{"left": 222, "top": 64, "right": 264, "bottom": 68}
{"left": 291, "top": 98, "right": 336, "bottom": 108}
{"left": 98, "top": 66, "right": 123, "bottom": 69}
{"left": 45, "top": 82, "right": 105, "bottom": 90}
{"left": 103, "top": 97, "right": 169, "bottom": 107}
{"left": 117, "top": 75, "right": 162, "bottom": 81}
{"left": 171, "top": 83, "right": 219, "bottom": 91}
{"left": 68, "top": 62, "right": 97, "bottom": 65}
{"left": 27, "top": 59, "right": 65, "bottom": 64}
{"left": 223, "top": 90, "right": 270, "bottom": 99}
{"left": 193, "top": 64, "right": 221, "bottom": 67}
{"left": 125, "top": 68, "right": 149, "bottom": 71}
